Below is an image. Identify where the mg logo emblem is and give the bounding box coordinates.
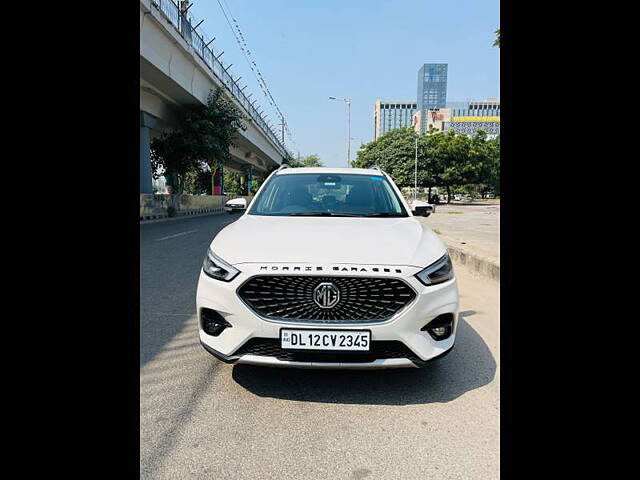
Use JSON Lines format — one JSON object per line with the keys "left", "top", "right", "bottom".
{"left": 313, "top": 282, "right": 340, "bottom": 309}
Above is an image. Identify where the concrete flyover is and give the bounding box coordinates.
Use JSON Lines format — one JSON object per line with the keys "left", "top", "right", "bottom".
{"left": 139, "top": 0, "right": 289, "bottom": 194}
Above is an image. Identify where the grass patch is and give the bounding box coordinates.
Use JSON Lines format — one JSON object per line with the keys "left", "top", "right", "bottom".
{"left": 433, "top": 229, "right": 442, "bottom": 234}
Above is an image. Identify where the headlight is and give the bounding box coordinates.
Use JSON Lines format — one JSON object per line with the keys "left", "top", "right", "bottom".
{"left": 202, "top": 249, "right": 240, "bottom": 281}
{"left": 415, "top": 253, "right": 454, "bottom": 286}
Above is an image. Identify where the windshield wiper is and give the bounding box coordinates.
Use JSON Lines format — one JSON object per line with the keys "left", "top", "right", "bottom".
{"left": 287, "top": 212, "right": 362, "bottom": 217}
{"left": 364, "top": 212, "right": 407, "bottom": 217}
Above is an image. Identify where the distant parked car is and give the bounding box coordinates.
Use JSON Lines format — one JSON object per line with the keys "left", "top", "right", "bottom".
{"left": 224, "top": 197, "right": 247, "bottom": 214}
{"left": 486, "top": 193, "right": 495, "bottom": 199}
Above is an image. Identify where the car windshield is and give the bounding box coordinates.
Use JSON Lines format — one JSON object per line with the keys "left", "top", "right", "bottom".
{"left": 248, "top": 173, "right": 408, "bottom": 217}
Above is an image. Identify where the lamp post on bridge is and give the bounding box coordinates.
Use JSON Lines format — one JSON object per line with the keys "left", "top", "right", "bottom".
{"left": 329, "top": 96, "right": 351, "bottom": 168}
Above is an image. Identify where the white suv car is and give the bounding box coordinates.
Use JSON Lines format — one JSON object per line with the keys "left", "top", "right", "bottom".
{"left": 196, "top": 166, "right": 459, "bottom": 369}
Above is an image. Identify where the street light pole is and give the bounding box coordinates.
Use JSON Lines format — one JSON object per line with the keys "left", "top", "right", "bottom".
{"left": 414, "top": 135, "right": 418, "bottom": 203}
{"left": 329, "top": 96, "right": 352, "bottom": 168}
{"left": 347, "top": 99, "right": 351, "bottom": 167}
{"left": 279, "top": 114, "right": 285, "bottom": 144}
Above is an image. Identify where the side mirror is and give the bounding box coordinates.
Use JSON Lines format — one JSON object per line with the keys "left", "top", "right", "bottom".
{"left": 412, "top": 206, "right": 432, "bottom": 217}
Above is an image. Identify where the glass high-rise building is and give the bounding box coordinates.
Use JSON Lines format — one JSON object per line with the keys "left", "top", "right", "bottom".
{"left": 417, "top": 64, "right": 448, "bottom": 132}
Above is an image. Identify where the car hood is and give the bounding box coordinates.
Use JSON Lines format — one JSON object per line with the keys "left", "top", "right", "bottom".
{"left": 211, "top": 215, "right": 447, "bottom": 267}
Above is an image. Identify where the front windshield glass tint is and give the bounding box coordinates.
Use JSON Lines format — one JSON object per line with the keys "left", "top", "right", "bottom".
{"left": 248, "top": 173, "right": 408, "bottom": 217}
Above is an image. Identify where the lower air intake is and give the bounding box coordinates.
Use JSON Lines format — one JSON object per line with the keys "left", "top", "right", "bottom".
{"left": 234, "top": 338, "right": 421, "bottom": 363}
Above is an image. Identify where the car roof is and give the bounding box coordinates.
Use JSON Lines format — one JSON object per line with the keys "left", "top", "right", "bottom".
{"left": 276, "top": 167, "right": 384, "bottom": 176}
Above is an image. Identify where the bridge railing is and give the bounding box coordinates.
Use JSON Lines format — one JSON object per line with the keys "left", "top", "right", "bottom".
{"left": 150, "top": 0, "right": 289, "bottom": 159}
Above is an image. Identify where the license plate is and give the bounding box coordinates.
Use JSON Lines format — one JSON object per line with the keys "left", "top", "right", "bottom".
{"left": 280, "top": 329, "right": 370, "bottom": 351}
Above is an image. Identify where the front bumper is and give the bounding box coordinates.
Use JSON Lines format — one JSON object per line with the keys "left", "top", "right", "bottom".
{"left": 200, "top": 339, "right": 454, "bottom": 369}
{"left": 196, "top": 264, "right": 459, "bottom": 369}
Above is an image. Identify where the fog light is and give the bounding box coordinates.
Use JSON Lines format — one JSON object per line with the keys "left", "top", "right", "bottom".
{"left": 201, "top": 308, "right": 232, "bottom": 337}
{"left": 421, "top": 313, "right": 454, "bottom": 341}
{"left": 431, "top": 326, "right": 447, "bottom": 337}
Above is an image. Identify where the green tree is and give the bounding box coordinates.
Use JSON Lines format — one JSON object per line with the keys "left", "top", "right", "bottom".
{"left": 439, "top": 131, "right": 477, "bottom": 202}
{"left": 353, "top": 128, "right": 416, "bottom": 185}
{"left": 150, "top": 87, "right": 247, "bottom": 193}
{"left": 223, "top": 170, "right": 243, "bottom": 196}
{"left": 182, "top": 167, "right": 213, "bottom": 195}
{"left": 285, "top": 154, "right": 323, "bottom": 167}
{"left": 484, "top": 135, "right": 500, "bottom": 195}
{"left": 353, "top": 127, "right": 499, "bottom": 204}
{"left": 493, "top": 29, "right": 500, "bottom": 47}
{"left": 353, "top": 128, "right": 442, "bottom": 191}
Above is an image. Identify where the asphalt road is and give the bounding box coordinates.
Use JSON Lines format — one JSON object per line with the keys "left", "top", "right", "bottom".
{"left": 140, "top": 214, "right": 500, "bottom": 479}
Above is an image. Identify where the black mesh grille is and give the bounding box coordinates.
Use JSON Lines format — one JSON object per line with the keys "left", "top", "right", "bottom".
{"left": 237, "top": 275, "right": 416, "bottom": 323}
{"left": 234, "top": 338, "right": 421, "bottom": 363}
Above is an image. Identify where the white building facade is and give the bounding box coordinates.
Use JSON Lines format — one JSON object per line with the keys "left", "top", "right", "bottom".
{"left": 374, "top": 100, "right": 417, "bottom": 140}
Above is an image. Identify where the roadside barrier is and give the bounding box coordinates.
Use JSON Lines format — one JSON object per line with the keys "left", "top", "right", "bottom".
{"left": 446, "top": 242, "right": 500, "bottom": 282}
{"left": 140, "top": 194, "right": 253, "bottom": 222}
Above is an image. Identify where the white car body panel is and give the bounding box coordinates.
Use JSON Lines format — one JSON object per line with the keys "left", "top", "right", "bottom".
{"left": 212, "top": 215, "right": 445, "bottom": 267}
{"left": 196, "top": 167, "right": 459, "bottom": 369}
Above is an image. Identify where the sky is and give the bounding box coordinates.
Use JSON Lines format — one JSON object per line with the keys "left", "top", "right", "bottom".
{"left": 188, "top": 0, "right": 500, "bottom": 168}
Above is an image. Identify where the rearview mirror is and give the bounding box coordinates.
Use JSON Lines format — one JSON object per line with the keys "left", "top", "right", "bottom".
{"left": 410, "top": 200, "right": 433, "bottom": 217}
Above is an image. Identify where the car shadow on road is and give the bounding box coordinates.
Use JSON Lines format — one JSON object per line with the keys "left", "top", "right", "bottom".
{"left": 231, "top": 313, "right": 496, "bottom": 405}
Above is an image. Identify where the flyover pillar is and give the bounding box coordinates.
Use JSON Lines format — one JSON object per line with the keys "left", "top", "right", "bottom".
{"left": 140, "top": 112, "right": 157, "bottom": 194}
{"left": 240, "top": 173, "right": 246, "bottom": 196}
{"left": 213, "top": 161, "right": 224, "bottom": 195}
{"left": 245, "top": 166, "right": 253, "bottom": 195}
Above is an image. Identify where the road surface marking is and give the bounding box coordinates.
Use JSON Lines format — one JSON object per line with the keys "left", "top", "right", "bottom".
{"left": 155, "top": 230, "right": 198, "bottom": 241}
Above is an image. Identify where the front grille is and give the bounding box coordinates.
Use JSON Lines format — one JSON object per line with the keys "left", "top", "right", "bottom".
{"left": 237, "top": 275, "right": 416, "bottom": 323}
{"left": 234, "top": 338, "right": 421, "bottom": 363}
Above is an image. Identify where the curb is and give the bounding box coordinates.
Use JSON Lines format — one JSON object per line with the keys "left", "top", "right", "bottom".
{"left": 444, "top": 240, "right": 500, "bottom": 282}
{"left": 140, "top": 208, "right": 227, "bottom": 224}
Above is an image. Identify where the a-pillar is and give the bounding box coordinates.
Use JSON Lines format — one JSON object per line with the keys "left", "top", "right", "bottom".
{"left": 213, "top": 162, "right": 224, "bottom": 195}
{"left": 140, "top": 112, "right": 157, "bottom": 194}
